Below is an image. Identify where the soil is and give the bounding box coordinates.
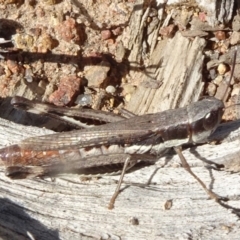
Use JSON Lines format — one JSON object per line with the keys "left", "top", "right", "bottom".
{"left": 0, "top": 1, "right": 239, "bottom": 118}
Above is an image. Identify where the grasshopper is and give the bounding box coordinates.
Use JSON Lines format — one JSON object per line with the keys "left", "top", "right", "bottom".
{"left": 0, "top": 51, "right": 236, "bottom": 209}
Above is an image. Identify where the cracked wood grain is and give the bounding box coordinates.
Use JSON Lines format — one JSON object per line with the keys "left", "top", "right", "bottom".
{"left": 0, "top": 0, "right": 239, "bottom": 239}
{"left": 0, "top": 106, "right": 240, "bottom": 239}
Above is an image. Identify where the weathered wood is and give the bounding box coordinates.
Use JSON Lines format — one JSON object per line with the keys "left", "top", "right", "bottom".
{"left": 0, "top": 113, "right": 240, "bottom": 239}
{"left": 0, "top": 0, "right": 239, "bottom": 239}
{"left": 125, "top": 32, "right": 206, "bottom": 114}
{"left": 197, "top": 0, "right": 235, "bottom": 25}
{"left": 163, "top": 0, "right": 235, "bottom": 26}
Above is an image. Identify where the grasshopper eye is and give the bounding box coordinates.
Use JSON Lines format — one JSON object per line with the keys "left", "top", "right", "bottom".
{"left": 203, "top": 111, "right": 219, "bottom": 130}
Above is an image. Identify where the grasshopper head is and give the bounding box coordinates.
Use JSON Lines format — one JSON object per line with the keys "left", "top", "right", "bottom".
{"left": 188, "top": 97, "right": 224, "bottom": 144}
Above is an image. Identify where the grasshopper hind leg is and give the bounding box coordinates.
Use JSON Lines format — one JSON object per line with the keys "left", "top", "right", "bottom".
{"left": 174, "top": 147, "right": 228, "bottom": 202}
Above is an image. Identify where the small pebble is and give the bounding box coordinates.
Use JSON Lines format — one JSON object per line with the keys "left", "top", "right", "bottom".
{"left": 112, "top": 27, "right": 122, "bottom": 36}
{"left": 217, "top": 63, "right": 227, "bottom": 75}
{"left": 163, "top": 199, "right": 173, "bottom": 210}
{"left": 209, "top": 68, "right": 217, "bottom": 80}
{"left": 125, "top": 93, "right": 132, "bottom": 102}
{"left": 214, "top": 31, "right": 226, "bottom": 41}
{"left": 213, "top": 75, "right": 223, "bottom": 86}
{"left": 121, "top": 84, "right": 136, "bottom": 96}
{"left": 106, "top": 85, "right": 116, "bottom": 94}
{"left": 24, "top": 67, "right": 33, "bottom": 82}
{"left": 101, "top": 30, "right": 112, "bottom": 40}
{"left": 129, "top": 217, "right": 139, "bottom": 226}
{"left": 231, "top": 86, "right": 240, "bottom": 97}
{"left": 75, "top": 94, "right": 92, "bottom": 106}
{"left": 230, "top": 31, "right": 240, "bottom": 45}
{"left": 207, "top": 82, "right": 217, "bottom": 96}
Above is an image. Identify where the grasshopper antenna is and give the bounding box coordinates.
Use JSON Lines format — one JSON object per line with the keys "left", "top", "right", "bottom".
{"left": 222, "top": 48, "right": 237, "bottom": 102}
{"left": 219, "top": 48, "right": 238, "bottom": 119}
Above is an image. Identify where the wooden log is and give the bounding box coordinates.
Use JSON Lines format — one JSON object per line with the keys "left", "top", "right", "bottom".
{"left": 0, "top": 0, "right": 239, "bottom": 239}
{"left": 0, "top": 109, "right": 240, "bottom": 239}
